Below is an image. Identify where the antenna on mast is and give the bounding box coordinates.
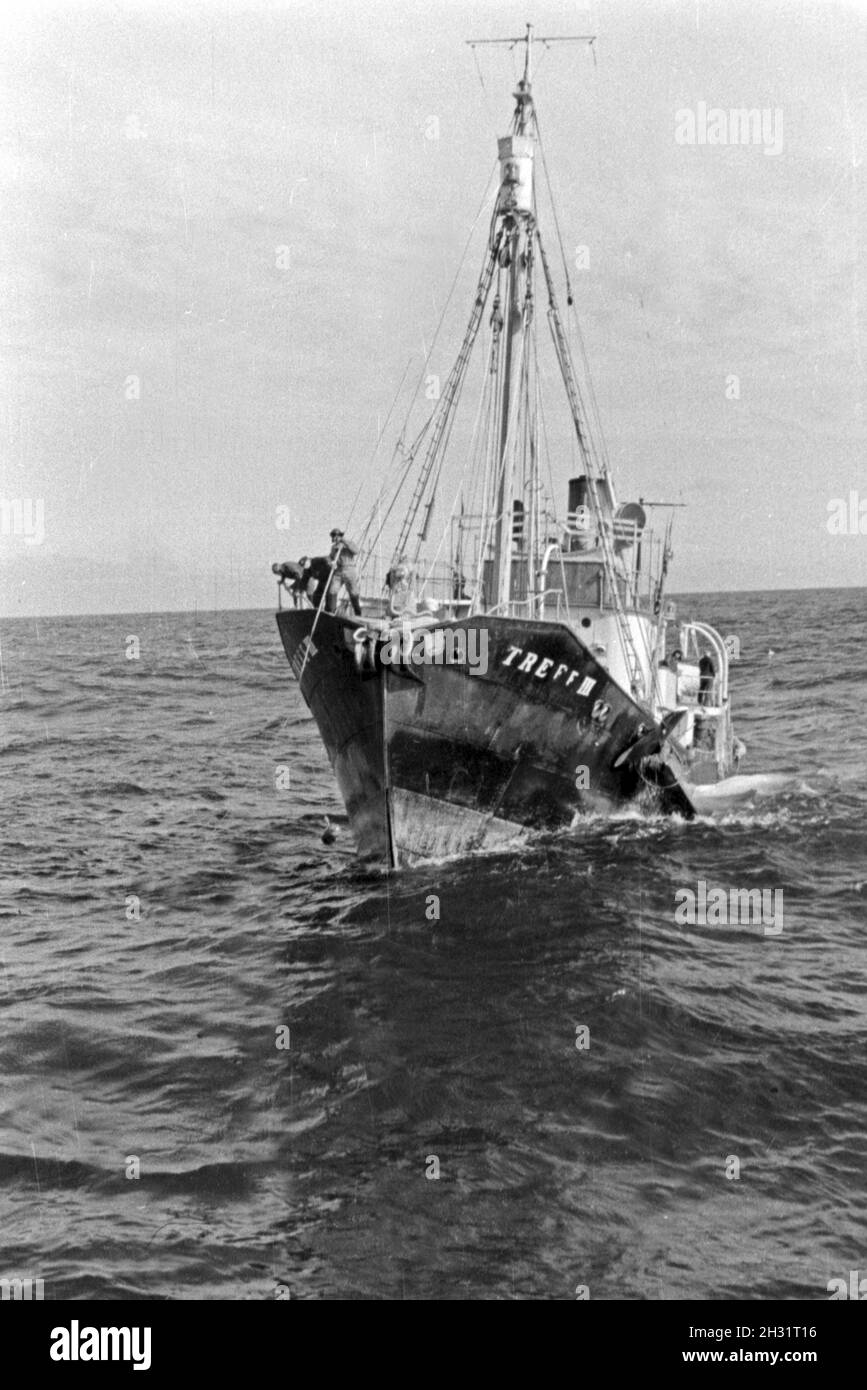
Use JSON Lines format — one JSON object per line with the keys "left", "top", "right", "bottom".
{"left": 466, "top": 23, "right": 596, "bottom": 80}
{"left": 466, "top": 24, "right": 596, "bottom": 128}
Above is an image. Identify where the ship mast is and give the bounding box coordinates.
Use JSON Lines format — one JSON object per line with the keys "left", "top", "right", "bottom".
{"left": 468, "top": 24, "right": 595, "bottom": 614}
{"left": 490, "top": 28, "right": 533, "bottom": 611}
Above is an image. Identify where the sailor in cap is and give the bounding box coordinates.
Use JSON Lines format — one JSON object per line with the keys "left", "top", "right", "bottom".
{"left": 326, "top": 528, "right": 362, "bottom": 616}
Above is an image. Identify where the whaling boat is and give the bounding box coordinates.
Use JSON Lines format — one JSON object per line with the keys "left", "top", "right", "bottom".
{"left": 274, "top": 25, "right": 744, "bottom": 869}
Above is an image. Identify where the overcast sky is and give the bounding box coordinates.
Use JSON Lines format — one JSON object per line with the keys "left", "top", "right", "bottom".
{"left": 1, "top": 0, "right": 865, "bottom": 616}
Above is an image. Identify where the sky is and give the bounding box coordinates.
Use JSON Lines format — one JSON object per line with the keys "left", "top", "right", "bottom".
{"left": 0, "top": 0, "right": 865, "bottom": 617}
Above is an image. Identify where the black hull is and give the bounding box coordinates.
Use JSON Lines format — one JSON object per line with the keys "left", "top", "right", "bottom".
{"left": 276, "top": 609, "right": 694, "bottom": 869}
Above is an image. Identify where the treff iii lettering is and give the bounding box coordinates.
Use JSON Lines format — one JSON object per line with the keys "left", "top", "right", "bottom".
{"left": 49, "top": 1322, "right": 152, "bottom": 1371}
{"left": 500, "top": 645, "right": 596, "bottom": 698}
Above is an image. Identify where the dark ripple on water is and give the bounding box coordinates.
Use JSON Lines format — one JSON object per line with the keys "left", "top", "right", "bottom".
{"left": 0, "top": 591, "right": 865, "bottom": 1299}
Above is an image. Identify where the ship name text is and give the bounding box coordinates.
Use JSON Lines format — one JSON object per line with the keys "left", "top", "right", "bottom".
{"left": 500, "top": 646, "right": 597, "bottom": 698}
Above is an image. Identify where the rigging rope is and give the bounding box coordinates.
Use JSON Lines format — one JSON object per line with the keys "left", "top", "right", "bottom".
{"left": 357, "top": 163, "right": 500, "bottom": 567}
{"left": 537, "top": 226, "right": 646, "bottom": 699}
{"left": 392, "top": 231, "right": 502, "bottom": 565}
{"left": 534, "top": 109, "right": 614, "bottom": 487}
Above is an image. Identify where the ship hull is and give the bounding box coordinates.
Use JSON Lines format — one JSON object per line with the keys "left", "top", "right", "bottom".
{"left": 276, "top": 609, "right": 693, "bottom": 869}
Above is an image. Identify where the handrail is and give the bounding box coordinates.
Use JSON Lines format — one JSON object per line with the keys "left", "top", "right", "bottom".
{"left": 676, "top": 619, "right": 732, "bottom": 777}
{"left": 679, "top": 620, "right": 729, "bottom": 705}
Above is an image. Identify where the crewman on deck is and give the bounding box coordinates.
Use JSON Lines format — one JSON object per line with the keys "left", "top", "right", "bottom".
{"left": 289, "top": 556, "right": 313, "bottom": 606}
{"left": 272, "top": 557, "right": 331, "bottom": 609}
{"left": 385, "top": 554, "right": 415, "bottom": 617}
{"left": 698, "top": 650, "right": 716, "bottom": 706}
{"left": 272, "top": 560, "right": 306, "bottom": 606}
{"left": 326, "top": 529, "right": 363, "bottom": 616}
{"left": 302, "top": 556, "right": 332, "bottom": 608}
{"left": 451, "top": 568, "right": 473, "bottom": 602}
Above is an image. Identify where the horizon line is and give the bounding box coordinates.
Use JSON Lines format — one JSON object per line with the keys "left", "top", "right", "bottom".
{"left": 0, "top": 580, "right": 864, "bottom": 622}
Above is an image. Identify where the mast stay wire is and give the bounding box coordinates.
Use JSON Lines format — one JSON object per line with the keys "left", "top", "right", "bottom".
{"left": 473, "top": 304, "right": 531, "bottom": 608}
{"left": 395, "top": 227, "right": 501, "bottom": 565}
{"left": 469, "top": 43, "right": 496, "bottom": 131}
{"left": 358, "top": 187, "right": 494, "bottom": 561}
{"left": 356, "top": 162, "right": 499, "bottom": 563}
{"left": 450, "top": 315, "right": 498, "bottom": 562}
{"left": 339, "top": 356, "right": 413, "bottom": 550}
{"left": 413, "top": 304, "right": 500, "bottom": 600}
{"left": 534, "top": 327, "right": 573, "bottom": 623}
{"left": 537, "top": 224, "right": 646, "bottom": 696}
{"left": 533, "top": 108, "right": 613, "bottom": 487}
